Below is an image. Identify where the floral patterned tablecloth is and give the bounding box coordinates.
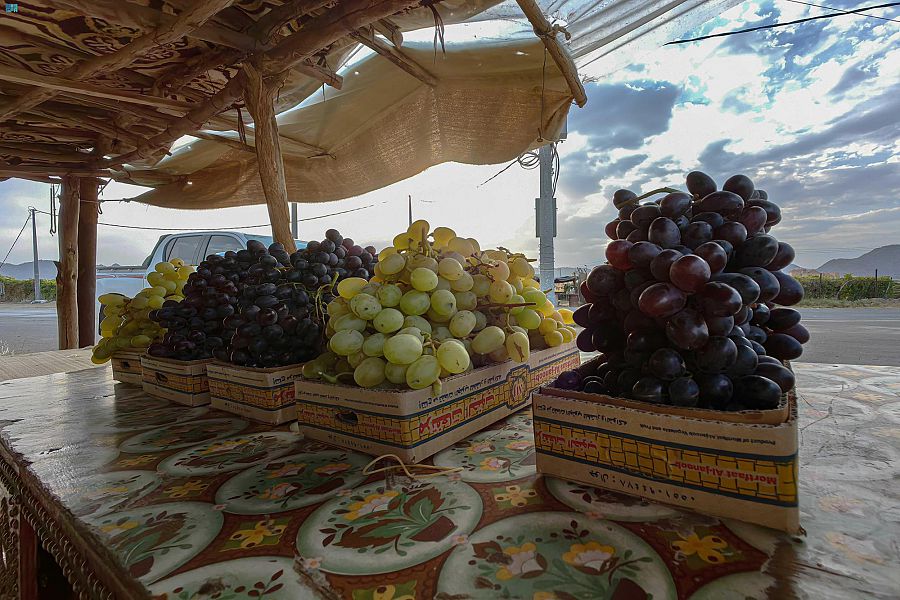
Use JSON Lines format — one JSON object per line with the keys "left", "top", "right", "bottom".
{"left": 0, "top": 363, "right": 897, "bottom": 599}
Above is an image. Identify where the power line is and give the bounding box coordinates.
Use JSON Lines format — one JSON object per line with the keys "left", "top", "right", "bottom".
{"left": 32, "top": 203, "right": 378, "bottom": 232}
{"left": 665, "top": 2, "right": 900, "bottom": 45}
{"left": 0, "top": 215, "right": 31, "bottom": 272}
{"left": 785, "top": 0, "right": 900, "bottom": 23}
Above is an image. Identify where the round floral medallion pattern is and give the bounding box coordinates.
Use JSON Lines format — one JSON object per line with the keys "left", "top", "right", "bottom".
{"left": 119, "top": 418, "right": 247, "bottom": 453}
{"left": 436, "top": 511, "right": 675, "bottom": 600}
{"left": 157, "top": 431, "right": 301, "bottom": 477}
{"left": 148, "top": 556, "right": 318, "bottom": 599}
{"left": 87, "top": 502, "right": 223, "bottom": 583}
{"left": 296, "top": 478, "right": 483, "bottom": 575}
{"left": 63, "top": 470, "right": 161, "bottom": 519}
{"left": 95, "top": 406, "right": 208, "bottom": 432}
{"left": 433, "top": 428, "right": 537, "bottom": 483}
{"left": 216, "top": 449, "right": 371, "bottom": 514}
{"left": 544, "top": 476, "right": 682, "bottom": 521}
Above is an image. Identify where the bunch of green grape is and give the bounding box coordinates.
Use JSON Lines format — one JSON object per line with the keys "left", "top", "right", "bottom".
{"left": 302, "top": 220, "right": 575, "bottom": 391}
{"left": 91, "top": 259, "right": 194, "bottom": 364}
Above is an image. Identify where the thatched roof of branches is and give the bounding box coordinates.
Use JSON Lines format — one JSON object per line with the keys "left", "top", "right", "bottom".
{"left": 0, "top": 0, "right": 739, "bottom": 204}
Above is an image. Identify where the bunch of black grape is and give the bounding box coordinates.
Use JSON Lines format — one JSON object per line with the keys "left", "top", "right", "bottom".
{"left": 289, "top": 229, "right": 377, "bottom": 288}
{"left": 553, "top": 172, "right": 805, "bottom": 412}
{"left": 148, "top": 254, "right": 241, "bottom": 361}
{"left": 227, "top": 231, "right": 378, "bottom": 369}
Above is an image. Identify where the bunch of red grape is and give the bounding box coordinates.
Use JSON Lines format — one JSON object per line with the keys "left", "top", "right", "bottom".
{"left": 226, "top": 231, "right": 378, "bottom": 368}
{"left": 148, "top": 230, "right": 379, "bottom": 368}
{"left": 555, "top": 172, "right": 804, "bottom": 411}
{"left": 148, "top": 253, "right": 243, "bottom": 361}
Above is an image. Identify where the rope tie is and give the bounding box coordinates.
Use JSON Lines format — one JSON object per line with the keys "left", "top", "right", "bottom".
{"left": 234, "top": 104, "right": 248, "bottom": 144}
{"left": 362, "top": 454, "right": 462, "bottom": 481}
{"left": 422, "top": 0, "right": 446, "bottom": 58}
{"left": 49, "top": 183, "right": 57, "bottom": 235}
{"left": 536, "top": 22, "right": 572, "bottom": 41}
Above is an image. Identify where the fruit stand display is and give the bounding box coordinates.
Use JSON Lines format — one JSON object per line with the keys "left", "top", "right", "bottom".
{"left": 534, "top": 172, "right": 805, "bottom": 532}
{"left": 90, "top": 259, "right": 194, "bottom": 383}
{"left": 296, "top": 221, "right": 580, "bottom": 460}
{"left": 205, "top": 231, "right": 379, "bottom": 423}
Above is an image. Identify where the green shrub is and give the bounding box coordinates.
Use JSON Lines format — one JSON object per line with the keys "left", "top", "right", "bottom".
{"left": 795, "top": 275, "right": 893, "bottom": 300}
{"left": 0, "top": 276, "right": 57, "bottom": 302}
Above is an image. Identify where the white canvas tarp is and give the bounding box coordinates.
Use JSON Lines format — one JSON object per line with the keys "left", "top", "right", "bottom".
{"left": 128, "top": 0, "right": 740, "bottom": 209}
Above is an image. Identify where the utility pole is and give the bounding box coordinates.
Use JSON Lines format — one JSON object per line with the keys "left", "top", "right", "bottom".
{"left": 536, "top": 144, "right": 557, "bottom": 305}
{"left": 30, "top": 207, "right": 42, "bottom": 303}
{"left": 290, "top": 203, "right": 298, "bottom": 240}
{"left": 408, "top": 195, "right": 413, "bottom": 227}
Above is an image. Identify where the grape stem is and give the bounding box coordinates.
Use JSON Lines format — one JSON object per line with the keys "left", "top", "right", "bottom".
{"left": 630, "top": 187, "right": 681, "bottom": 202}
{"left": 480, "top": 302, "right": 537, "bottom": 309}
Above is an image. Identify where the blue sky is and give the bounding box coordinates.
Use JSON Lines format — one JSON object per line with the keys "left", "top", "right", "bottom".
{"left": 1, "top": 0, "right": 898, "bottom": 271}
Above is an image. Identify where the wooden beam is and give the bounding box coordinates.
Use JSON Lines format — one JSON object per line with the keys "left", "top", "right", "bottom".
{"left": 241, "top": 62, "right": 296, "bottom": 253}
{"left": 0, "top": 172, "right": 59, "bottom": 184}
{"left": 0, "top": 64, "right": 194, "bottom": 112}
{"left": 0, "top": 165, "right": 118, "bottom": 178}
{"left": 100, "top": 75, "right": 245, "bottom": 167}
{"left": 48, "top": 0, "right": 256, "bottom": 51}
{"left": 0, "top": 146, "right": 93, "bottom": 162}
{"left": 0, "top": 141, "right": 92, "bottom": 154}
{"left": 254, "top": 0, "right": 339, "bottom": 43}
{"left": 514, "top": 0, "right": 587, "bottom": 108}
{"left": 0, "top": 24, "right": 161, "bottom": 90}
{"left": 189, "top": 128, "right": 331, "bottom": 158}
{"left": 57, "top": 175, "right": 80, "bottom": 350}
{"left": 60, "top": 93, "right": 173, "bottom": 128}
{"left": 293, "top": 60, "right": 344, "bottom": 89}
{"left": 263, "top": 0, "right": 429, "bottom": 71}
{"left": 27, "top": 108, "right": 146, "bottom": 148}
{"left": 187, "top": 130, "right": 255, "bottom": 153}
{"left": 0, "top": 123, "right": 96, "bottom": 142}
{"left": 375, "top": 19, "right": 404, "bottom": 47}
{"left": 105, "top": 0, "right": 423, "bottom": 168}
{"left": 351, "top": 27, "right": 437, "bottom": 86}
{"left": 0, "top": 0, "right": 238, "bottom": 122}
{"left": 78, "top": 174, "right": 101, "bottom": 347}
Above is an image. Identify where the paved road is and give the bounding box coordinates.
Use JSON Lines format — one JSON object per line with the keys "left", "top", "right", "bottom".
{"left": 0, "top": 303, "right": 60, "bottom": 355}
{"left": 795, "top": 308, "right": 900, "bottom": 366}
{"left": 1, "top": 304, "right": 899, "bottom": 366}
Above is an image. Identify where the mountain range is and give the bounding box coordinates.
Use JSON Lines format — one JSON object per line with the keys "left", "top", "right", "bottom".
{"left": 0, "top": 260, "right": 58, "bottom": 280}
{"left": 817, "top": 245, "right": 900, "bottom": 278}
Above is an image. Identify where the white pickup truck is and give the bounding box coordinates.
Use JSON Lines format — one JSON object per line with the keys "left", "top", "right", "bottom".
{"left": 95, "top": 231, "right": 303, "bottom": 334}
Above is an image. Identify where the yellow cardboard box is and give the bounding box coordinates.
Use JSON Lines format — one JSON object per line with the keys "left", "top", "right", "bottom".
{"left": 295, "top": 344, "right": 580, "bottom": 463}
{"left": 533, "top": 384, "right": 800, "bottom": 533}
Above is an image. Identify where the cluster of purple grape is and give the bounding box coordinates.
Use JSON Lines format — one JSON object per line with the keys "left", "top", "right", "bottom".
{"left": 148, "top": 230, "right": 378, "bottom": 368}
{"left": 148, "top": 254, "right": 242, "bottom": 361}
{"left": 554, "top": 172, "right": 805, "bottom": 411}
{"left": 227, "top": 231, "right": 378, "bottom": 368}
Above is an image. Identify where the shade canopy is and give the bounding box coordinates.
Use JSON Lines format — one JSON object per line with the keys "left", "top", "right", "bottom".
{"left": 0, "top": 0, "right": 739, "bottom": 206}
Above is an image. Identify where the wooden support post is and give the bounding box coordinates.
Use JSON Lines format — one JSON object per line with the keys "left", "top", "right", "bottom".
{"left": 77, "top": 178, "right": 100, "bottom": 348}
{"left": 18, "top": 514, "right": 38, "bottom": 600}
{"left": 241, "top": 63, "right": 296, "bottom": 253}
{"left": 57, "top": 176, "right": 80, "bottom": 350}
{"left": 514, "top": 0, "right": 588, "bottom": 108}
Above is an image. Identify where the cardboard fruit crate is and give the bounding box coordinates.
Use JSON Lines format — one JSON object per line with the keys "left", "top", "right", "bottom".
{"left": 111, "top": 349, "right": 144, "bottom": 385}
{"left": 141, "top": 356, "right": 212, "bottom": 406}
{"left": 207, "top": 361, "right": 305, "bottom": 425}
{"left": 533, "top": 359, "right": 800, "bottom": 533}
{"left": 295, "top": 344, "right": 580, "bottom": 463}
{"left": 550, "top": 356, "right": 792, "bottom": 425}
